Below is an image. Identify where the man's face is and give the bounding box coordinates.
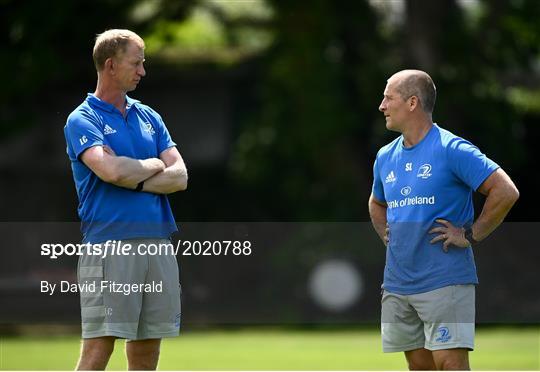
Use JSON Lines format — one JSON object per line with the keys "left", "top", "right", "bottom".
{"left": 378, "top": 78, "right": 410, "bottom": 132}
{"left": 113, "top": 41, "right": 146, "bottom": 92}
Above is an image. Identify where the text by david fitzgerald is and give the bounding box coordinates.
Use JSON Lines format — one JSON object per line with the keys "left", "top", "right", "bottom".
{"left": 41, "top": 280, "right": 162, "bottom": 296}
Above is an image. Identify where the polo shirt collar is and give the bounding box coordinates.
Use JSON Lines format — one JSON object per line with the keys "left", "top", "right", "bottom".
{"left": 126, "top": 95, "right": 140, "bottom": 110}
{"left": 86, "top": 93, "right": 140, "bottom": 113}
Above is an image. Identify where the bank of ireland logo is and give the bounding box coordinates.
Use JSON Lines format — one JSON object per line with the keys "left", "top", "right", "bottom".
{"left": 435, "top": 326, "right": 452, "bottom": 343}
{"left": 400, "top": 186, "right": 411, "bottom": 196}
{"left": 417, "top": 163, "right": 432, "bottom": 179}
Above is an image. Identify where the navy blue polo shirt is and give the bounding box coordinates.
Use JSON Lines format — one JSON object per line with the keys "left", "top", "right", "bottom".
{"left": 64, "top": 94, "right": 178, "bottom": 243}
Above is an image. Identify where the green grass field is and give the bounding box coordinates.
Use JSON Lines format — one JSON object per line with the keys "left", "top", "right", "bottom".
{"left": 1, "top": 327, "right": 538, "bottom": 370}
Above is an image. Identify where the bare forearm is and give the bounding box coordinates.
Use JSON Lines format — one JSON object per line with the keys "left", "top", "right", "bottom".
{"left": 369, "top": 195, "right": 387, "bottom": 244}
{"left": 472, "top": 185, "right": 519, "bottom": 241}
{"left": 109, "top": 156, "right": 165, "bottom": 189}
{"left": 142, "top": 164, "right": 188, "bottom": 194}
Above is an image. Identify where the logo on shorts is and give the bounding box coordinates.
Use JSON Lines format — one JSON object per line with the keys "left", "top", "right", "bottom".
{"left": 175, "top": 313, "right": 181, "bottom": 328}
{"left": 436, "top": 326, "right": 452, "bottom": 343}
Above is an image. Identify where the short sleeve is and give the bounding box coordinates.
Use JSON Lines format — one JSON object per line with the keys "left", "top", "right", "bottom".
{"left": 154, "top": 113, "right": 177, "bottom": 154}
{"left": 447, "top": 138, "right": 500, "bottom": 191}
{"left": 372, "top": 156, "right": 386, "bottom": 202}
{"left": 65, "top": 111, "right": 104, "bottom": 160}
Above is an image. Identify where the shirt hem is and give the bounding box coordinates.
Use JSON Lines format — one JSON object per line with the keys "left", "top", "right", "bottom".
{"left": 84, "top": 230, "right": 178, "bottom": 244}
{"left": 382, "top": 278, "right": 478, "bottom": 295}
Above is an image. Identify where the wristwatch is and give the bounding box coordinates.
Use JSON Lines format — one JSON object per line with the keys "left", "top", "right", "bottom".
{"left": 464, "top": 227, "right": 478, "bottom": 246}
{"left": 135, "top": 181, "right": 144, "bottom": 192}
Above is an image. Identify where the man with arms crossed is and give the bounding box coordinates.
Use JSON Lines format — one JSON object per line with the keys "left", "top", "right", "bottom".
{"left": 369, "top": 70, "right": 519, "bottom": 370}
{"left": 64, "top": 29, "right": 187, "bottom": 370}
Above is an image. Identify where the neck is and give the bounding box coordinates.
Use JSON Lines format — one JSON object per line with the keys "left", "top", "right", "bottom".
{"left": 402, "top": 118, "right": 433, "bottom": 147}
{"left": 94, "top": 77, "right": 127, "bottom": 114}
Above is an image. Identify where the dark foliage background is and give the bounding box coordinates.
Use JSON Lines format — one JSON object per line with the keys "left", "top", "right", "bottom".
{"left": 1, "top": 0, "right": 539, "bottom": 325}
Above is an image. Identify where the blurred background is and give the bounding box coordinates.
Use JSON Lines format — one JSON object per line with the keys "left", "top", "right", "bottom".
{"left": 1, "top": 0, "right": 539, "bottom": 369}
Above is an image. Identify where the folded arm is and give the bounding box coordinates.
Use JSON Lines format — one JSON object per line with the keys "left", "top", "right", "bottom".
{"left": 141, "top": 146, "right": 188, "bottom": 194}
{"left": 81, "top": 145, "right": 165, "bottom": 189}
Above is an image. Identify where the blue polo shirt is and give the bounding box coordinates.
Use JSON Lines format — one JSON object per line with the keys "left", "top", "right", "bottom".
{"left": 64, "top": 94, "right": 178, "bottom": 243}
{"left": 372, "top": 124, "right": 499, "bottom": 294}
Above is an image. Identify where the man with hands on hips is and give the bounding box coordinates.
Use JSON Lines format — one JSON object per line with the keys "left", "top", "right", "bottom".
{"left": 368, "top": 69, "right": 519, "bottom": 370}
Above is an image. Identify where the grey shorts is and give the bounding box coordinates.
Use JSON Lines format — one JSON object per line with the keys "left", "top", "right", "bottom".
{"left": 77, "top": 238, "right": 181, "bottom": 340}
{"left": 381, "top": 285, "right": 475, "bottom": 353}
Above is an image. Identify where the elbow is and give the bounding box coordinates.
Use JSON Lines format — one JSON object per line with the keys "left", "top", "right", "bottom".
{"left": 509, "top": 185, "right": 520, "bottom": 205}
{"left": 100, "top": 169, "right": 122, "bottom": 184}
{"left": 176, "top": 169, "right": 188, "bottom": 191}
{"left": 169, "top": 173, "right": 188, "bottom": 193}
{"left": 178, "top": 180, "right": 188, "bottom": 191}
{"left": 498, "top": 184, "right": 520, "bottom": 210}
{"left": 102, "top": 163, "right": 129, "bottom": 185}
{"left": 177, "top": 174, "right": 188, "bottom": 192}
{"left": 504, "top": 179, "right": 520, "bottom": 205}
{"left": 174, "top": 180, "right": 188, "bottom": 192}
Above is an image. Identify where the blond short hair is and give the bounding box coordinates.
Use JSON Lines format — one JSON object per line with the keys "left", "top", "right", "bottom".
{"left": 92, "top": 29, "right": 145, "bottom": 71}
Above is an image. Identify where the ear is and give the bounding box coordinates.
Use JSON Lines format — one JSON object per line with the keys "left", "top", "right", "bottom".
{"left": 103, "top": 57, "right": 116, "bottom": 75}
{"left": 408, "top": 96, "right": 419, "bottom": 112}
